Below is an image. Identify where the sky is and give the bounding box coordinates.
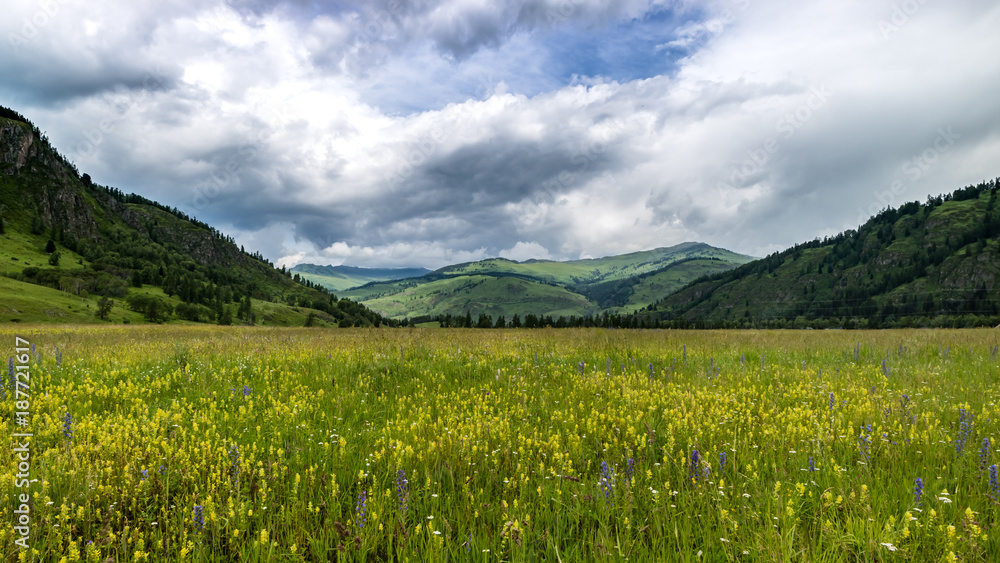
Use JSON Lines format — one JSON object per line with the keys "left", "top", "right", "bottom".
{"left": 2, "top": 0, "right": 1000, "bottom": 269}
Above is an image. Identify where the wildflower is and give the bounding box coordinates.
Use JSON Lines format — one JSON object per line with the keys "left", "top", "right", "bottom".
{"left": 955, "top": 409, "right": 972, "bottom": 454}
{"left": 62, "top": 413, "right": 74, "bottom": 442}
{"left": 356, "top": 490, "right": 368, "bottom": 529}
{"left": 880, "top": 542, "right": 897, "bottom": 551}
{"left": 988, "top": 465, "right": 998, "bottom": 499}
{"left": 577, "top": 361, "right": 585, "bottom": 376}
{"left": 599, "top": 461, "right": 615, "bottom": 506}
{"left": 858, "top": 424, "right": 871, "bottom": 461}
{"left": 193, "top": 505, "right": 204, "bottom": 531}
{"left": 719, "top": 452, "right": 727, "bottom": 474}
{"left": 140, "top": 469, "right": 148, "bottom": 481}
{"left": 808, "top": 457, "right": 815, "bottom": 472}
{"left": 829, "top": 392, "right": 834, "bottom": 411}
{"left": 396, "top": 469, "right": 410, "bottom": 513}
{"left": 242, "top": 385, "right": 251, "bottom": 398}
{"left": 626, "top": 458, "right": 635, "bottom": 479}
{"left": 914, "top": 478, "right": 923, "bottom": 507}
{"left": 689, "top": 449, "right": 701, "bottom": 484}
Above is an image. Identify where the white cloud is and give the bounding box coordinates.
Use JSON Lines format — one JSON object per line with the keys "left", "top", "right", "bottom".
{"left": 500, "top": 241, "right": 552, "bottom": 261}
{"left": 3, "top": 0, "right": 1000, "bottom": 270}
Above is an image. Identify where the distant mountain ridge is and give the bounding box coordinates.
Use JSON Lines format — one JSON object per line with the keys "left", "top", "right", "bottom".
{"left": 323, "top": 242, "right": 754, "bottom": 321}
{"left": 291, "top": 264, "right": 432, "bottom": 292}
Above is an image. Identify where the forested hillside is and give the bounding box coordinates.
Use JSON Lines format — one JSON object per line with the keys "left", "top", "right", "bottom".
{"left": 0, "top": 106, "right": 389, "bottom": 326}
{"left": 643, "top": 179, "right": 1000, "bottom": 328}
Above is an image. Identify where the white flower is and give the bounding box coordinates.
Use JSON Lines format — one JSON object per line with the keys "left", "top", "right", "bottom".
{"left": 938, "top": 497, "right": 952, "bottom": 504}
{"left": 880, "top": 543, "right": 897, "bottom": 551}
{"left": 427, "top": 516, "right": 434, "bottom": 519}
{"left": 433, "top": 531, "right": 442, "bottom": 535}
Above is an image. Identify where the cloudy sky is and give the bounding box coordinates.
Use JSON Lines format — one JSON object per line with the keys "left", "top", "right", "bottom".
{"left": 3, "top": 0, "right": 999, "bottom": 268}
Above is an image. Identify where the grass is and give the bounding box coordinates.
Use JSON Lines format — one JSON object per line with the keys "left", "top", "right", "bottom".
{"left": 0, "top": 277, "right": 147, "bottom": 324}
{"left": 0, "top": 327, "right": 998, "bottom": 562}
{"left": 357, "top": 275, "right": 598, "bottom": 319}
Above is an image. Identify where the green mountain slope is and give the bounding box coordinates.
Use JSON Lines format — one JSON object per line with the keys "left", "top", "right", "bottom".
{"left": 335, "top": 243, "right": 753, "bottom": 321}
{"left": 645, "top": 180, "right": 1000, "bottom": 329}
{"left": 290, "top": 264, "right": 432, "bottom": 292}
{"left": 0, "top": 106, "right": 389, "bottom": 327}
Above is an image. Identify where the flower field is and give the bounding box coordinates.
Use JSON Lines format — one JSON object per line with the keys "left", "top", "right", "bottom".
{"left": 1, "top": 326, "right": 999, "bottom": 562}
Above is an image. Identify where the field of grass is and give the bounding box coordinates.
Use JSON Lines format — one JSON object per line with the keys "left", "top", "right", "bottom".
{"left": 1, "top": 327, "right": 999, "bottom": 562}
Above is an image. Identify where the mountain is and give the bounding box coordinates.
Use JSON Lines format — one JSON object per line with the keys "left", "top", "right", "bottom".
{"left": 0, "top": 106, "right": 389, "bottom": 327}
{"left": 290, "top": 264, "right": 432, "bottom": 292}
{"left": 643, "top": 179, "right": 1000, "bottom": 329}
{"left": 335, "top": 243, "right": 754, "bottom": 322}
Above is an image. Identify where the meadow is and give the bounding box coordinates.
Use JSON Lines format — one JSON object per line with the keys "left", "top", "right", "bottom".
{"left": 1, "top": 326, "right": 998, "bottom": 562}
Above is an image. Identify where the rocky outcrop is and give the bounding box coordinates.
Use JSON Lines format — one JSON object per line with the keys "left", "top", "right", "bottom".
{"left": 0, "top": 119, "right": 35, "bottom": 174}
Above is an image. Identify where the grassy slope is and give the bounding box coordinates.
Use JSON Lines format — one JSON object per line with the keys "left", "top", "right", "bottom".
{"left": 339, "top": 244, "right": 752, "bottom": 320}
{"left": 607, "top": 258, "right": 749, "bottom": 314}
{"left": 360, "top": 275, "right": 598, "bottom": 319}
{"left": 438, "top": 243, "right": 752, "bottom": 286}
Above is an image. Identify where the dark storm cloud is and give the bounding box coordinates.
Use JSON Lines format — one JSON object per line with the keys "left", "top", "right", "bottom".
{"left": 4, "top": 0, "right": 1000, "bottom": 268}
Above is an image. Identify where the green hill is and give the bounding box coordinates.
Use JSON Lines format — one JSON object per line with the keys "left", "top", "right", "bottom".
{"left": 290, "top": 264, "right": 431, "bottom": 292}
{"left": 0, "top": 106, "right": 389, "bottom": 327}
{"left": 336, "top": 242, "right": 753, "bottom": 322}
{"left": 644, "top": 179, "right": 1000, "bottom": 329}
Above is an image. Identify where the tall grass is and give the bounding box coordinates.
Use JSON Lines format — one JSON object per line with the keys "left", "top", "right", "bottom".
{"left": 0, "top": 326, "right": 998, "bottom": 561}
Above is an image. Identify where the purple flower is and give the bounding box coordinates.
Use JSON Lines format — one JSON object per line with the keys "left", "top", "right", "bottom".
{"left": 914, "top": 478, "right": 923, "bottom": 507}
{"left": 989, "top": 465, "right": 998, "bottom": 499}
{"left": 193, "top": 505, "right": 204, "bottom": 531}
{"left": 395, "top": 469, "right": 409, "bottom": 513}
{"left": 62, "top": 412, "right": 73, "bottom": 441}
{"left": 599, "top": 461, "right": 615, "bottom": 505}
{"left": 689, "top": 449, "right": 701, "bottom": 484}
{"left": 356, "top": 490, "right": 368, "bottom": 529}
{"left": 955, "top": 409, "right": 972, "bottom": 454}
